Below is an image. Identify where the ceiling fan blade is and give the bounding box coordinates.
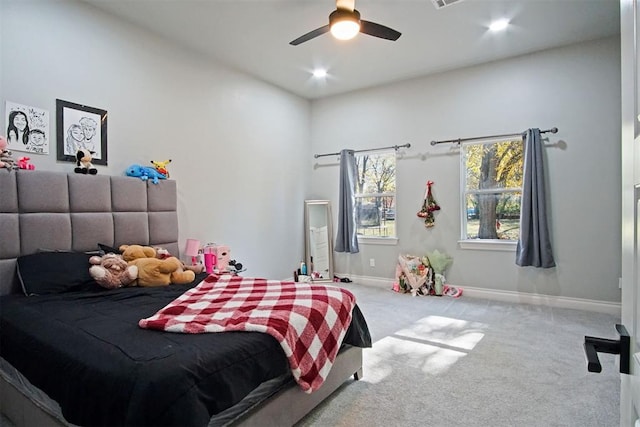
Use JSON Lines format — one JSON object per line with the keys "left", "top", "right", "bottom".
{"left": 290, "top": 25, "right": 331, "bottom": 46}
{"left": 360, "top": 20, "right": 401, "bottom": 41}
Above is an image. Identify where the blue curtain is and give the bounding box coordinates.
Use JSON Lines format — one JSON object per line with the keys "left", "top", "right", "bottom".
{"left": 335, "top": 149, "right": 359, "bottom": 253}
{"left": 516, "top": 128, "right": 555, "bottom": 268}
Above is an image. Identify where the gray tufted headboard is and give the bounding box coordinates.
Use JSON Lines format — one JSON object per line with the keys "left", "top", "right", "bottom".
{"left": 0, "top": 170, "right": 180, "bottom": 295}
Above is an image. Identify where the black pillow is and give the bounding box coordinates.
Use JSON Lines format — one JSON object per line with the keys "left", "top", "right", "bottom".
{"left": 37, "top": 248, "right": 101, "bottom": 255}
{"left": 98, "top": 243, "right": 122, "bottom": 255}
{"left": 17, "top": 252, "right": 101, "bottom": 296}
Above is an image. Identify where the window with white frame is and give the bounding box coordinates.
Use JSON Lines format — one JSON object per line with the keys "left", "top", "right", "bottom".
{"left": 461, "top": 137, "right": 523, "bottom": 241}
{"left": 354, "top": 150, "right": 396, "bottom": 239}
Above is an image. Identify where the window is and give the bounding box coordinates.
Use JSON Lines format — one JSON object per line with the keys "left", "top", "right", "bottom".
{"left": 461, "top": 137, "right": 523, "bottom": 241}
{"left": 354, "top": 150, "right": 396, "bottom": 239}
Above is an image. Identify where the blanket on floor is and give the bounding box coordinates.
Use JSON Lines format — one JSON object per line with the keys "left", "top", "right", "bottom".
{"left": 139, "top": 274, "right": 356, "bottom": 393}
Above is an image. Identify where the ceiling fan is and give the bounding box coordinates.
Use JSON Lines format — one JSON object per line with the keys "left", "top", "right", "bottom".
{"left": 289, "top": 0, "right": 401, "bottom": 46}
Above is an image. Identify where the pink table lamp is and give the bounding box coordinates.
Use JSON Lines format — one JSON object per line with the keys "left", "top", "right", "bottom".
{"left": 184, "top": 239, "right": 201, "bottom": 265}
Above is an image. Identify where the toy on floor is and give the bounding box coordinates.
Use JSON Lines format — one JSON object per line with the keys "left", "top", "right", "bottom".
{"left": 126, "top": 164, "right": 166, "bottom": 184}
{"left": 75, "top": 148, "right": 97, "bottom": 174}
{"left": 151, "top": 159, "right": 172, "bottom": 178}
{"left": 394, "top": 254, "right": 432, "bottom": 296}
{"left": 17, "top": 156, "right": 35, "bottom": 170}
{"left": 0, "top": 135, "right": 18, "bottom": 170}
{"left": 425, "top": 249, "right": 452, "bottom": 296}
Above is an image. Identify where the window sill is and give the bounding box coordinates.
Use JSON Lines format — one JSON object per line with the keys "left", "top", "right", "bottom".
{"left": 357, "top": 236, "right": 398, "bottom": 246}
{"left": 458, "top": 239, "right": 517, "bottom": 252}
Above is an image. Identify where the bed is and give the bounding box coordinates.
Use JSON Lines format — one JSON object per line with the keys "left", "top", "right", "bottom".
{"left": 0, "top": 170, "right": 371, "bottom": 427}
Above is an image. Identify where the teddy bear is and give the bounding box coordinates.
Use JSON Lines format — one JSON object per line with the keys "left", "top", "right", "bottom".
{"left": 0, "top": 135, "right": 18, "bottom": 170}
{"left": 89, "top": 253, "right": 138, "bottom": 289}
{"left": 119, "top": 244, "right": 195, "bottom": 287}
{"left": 75, "top": 148, "right": 97, "bottom": 174}
{"left": 153, "top": 246, "right": 206, "bottom": 274}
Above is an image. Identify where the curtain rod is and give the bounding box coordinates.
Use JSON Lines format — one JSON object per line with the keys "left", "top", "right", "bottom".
{"left": 430, "top": 127, "right": 558, "bottom": 146}
{"left": 314, "top": 143, "right": 411, "bottom": 159}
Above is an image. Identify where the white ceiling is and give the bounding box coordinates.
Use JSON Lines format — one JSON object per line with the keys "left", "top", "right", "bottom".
{"left": 83, "top": 0, "right": 620, "bottom": 100}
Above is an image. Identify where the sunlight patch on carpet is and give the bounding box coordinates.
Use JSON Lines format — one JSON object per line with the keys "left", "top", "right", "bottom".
{"left": 362, "top": 315, "right": 487, "bottom": 382}
{"left": 396, "top": 315, "right": 486, "bottom": 350}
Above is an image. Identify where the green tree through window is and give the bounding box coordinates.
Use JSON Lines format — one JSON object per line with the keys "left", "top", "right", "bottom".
{"left": 463, "top": 137, "right": 523, "bottom": 240}
{"left": 354, "top": 151, "right": 396, "bottom": 238}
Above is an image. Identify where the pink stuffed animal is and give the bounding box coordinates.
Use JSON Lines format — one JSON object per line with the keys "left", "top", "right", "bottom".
{"left": 17, "top": 156, "right": 35, "bottom": 170}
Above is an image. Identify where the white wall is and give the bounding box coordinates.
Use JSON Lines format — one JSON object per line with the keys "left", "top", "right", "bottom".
{"left": 0, "top": 0, "right": 311, "bottom": 280}
{"left": 310, "top": 36, "right": 622, "bottom": 303}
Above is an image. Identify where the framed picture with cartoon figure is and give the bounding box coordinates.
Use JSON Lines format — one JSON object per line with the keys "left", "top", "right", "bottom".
{"left": 56, "top": 99, "right": 108, "bottom": 166}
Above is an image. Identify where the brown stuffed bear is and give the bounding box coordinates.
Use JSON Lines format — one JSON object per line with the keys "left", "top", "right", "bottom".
{"left": 89, "top": 253, "right": 138, "bottom": 289}
{"left": 154, "top": 246, "right": 206, "bottom": 274}
{"left": 119, "top": 244, "right": 195, "bottom": 287}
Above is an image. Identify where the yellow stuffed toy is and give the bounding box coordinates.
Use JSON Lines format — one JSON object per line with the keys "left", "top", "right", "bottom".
{"left": 119, "top": 244, "right": 195, "bottom": 287}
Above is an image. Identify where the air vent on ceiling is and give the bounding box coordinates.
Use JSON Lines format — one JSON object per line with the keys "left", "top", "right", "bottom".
{"left": 431, "top": 0, "right": 464, "bottom": 9}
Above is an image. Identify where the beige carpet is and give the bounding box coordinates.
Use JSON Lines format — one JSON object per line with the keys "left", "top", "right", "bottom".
{"left": 296, "top": 283, "right": 620, "bottom": 427}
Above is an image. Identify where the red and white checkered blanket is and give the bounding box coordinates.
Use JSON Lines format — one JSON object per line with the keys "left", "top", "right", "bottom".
{"left": 139, "top": 275, "right": 356, "bottom": 393}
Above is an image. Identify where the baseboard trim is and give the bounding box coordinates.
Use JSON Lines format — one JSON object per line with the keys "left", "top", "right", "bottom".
{"left": 337, "top": 273, "right": 621, "bottom": 316}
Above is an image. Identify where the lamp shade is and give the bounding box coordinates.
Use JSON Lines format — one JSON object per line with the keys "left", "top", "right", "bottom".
{"left": 184, "top": 239, "right": 201, "bottom": 257}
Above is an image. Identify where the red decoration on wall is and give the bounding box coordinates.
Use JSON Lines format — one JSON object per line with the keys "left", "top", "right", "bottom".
{"left": 417, "top": 180, "right": 440, "bottom": 228}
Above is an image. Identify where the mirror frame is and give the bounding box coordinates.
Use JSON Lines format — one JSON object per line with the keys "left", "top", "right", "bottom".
{"left": 304, "top": 200, "right": 334, "bottom": 283}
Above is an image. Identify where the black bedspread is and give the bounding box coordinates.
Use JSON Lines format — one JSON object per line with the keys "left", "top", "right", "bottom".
{"left": 0, "top": 274, "right": 371, "bottom": 427}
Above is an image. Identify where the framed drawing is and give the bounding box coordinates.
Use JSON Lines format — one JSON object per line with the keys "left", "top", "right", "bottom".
{"left": 5, "top": 101, "right": 51, "bottom": 155}
{"left": 56, "top": 99, "right": 108, "bottom": 165}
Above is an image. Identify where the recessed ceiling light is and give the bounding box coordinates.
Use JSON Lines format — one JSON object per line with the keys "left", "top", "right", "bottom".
{"left": 312, "top": 69, "right": 327, "bottom": 78}
{"left": 489, "top": 19, "right": 509, "bottom": 32}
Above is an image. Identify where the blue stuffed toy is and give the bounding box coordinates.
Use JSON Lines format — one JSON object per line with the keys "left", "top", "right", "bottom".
{"left": 125, "top": 164, "right": 167, "bottom": 184}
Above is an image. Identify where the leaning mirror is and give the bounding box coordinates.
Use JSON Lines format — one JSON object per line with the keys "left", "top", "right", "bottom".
{"left": 304, "top": 200, "right": 334, "bottom": 282}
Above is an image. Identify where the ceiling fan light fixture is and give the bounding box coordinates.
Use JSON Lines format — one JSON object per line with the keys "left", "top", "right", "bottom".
{"left": 289, "top": 3, "right": 400, "bottom": 46}
{"left": 329, "top": 9, "right": 361, "bottom": 40}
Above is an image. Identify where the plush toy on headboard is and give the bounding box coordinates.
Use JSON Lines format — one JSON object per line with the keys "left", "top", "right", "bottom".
{"left": 75, "top": 149, "right": 97, "bottom": 174}
{"left": 126, "top": 164, "right": 166, "bottom": 184}
{"left": 151, "top": 159, "right": 171, "bottom": 178}
{"left": 17, "top": 156, "right": 35, "bottom": 170}
{"left": 0, "top": 135, "right": 18, "bottom": 170}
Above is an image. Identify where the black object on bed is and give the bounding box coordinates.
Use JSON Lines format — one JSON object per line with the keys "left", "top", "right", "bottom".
{"left": 0, "top": 272, "right": 371, "bottom": 427}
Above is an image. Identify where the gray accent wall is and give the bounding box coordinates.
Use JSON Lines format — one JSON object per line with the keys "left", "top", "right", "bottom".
{"left": 310, "top": 36, "right": 621, "bottom": 303}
